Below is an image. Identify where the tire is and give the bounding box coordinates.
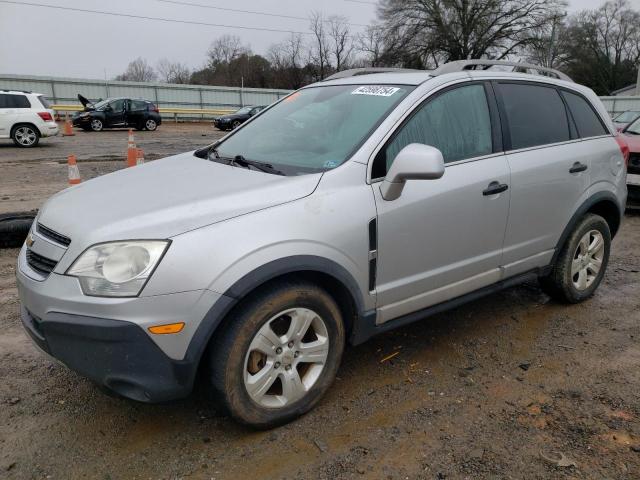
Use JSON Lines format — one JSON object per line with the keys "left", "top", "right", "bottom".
{"left": 231, "top": 120, "right": 241, "bottom": 129}
{"left": 540, "top": 213, "right": 611, "bottom": 303}
{"left": 11, "top": 125, "right": 40, "bottom": 148}
{"left": 208, "top": 280, "right": 345, "bottom": 428}
{"left": 90, "top": 119, "right": 103, "bottom": 132}
{"left": 144, "top": 119, "right": 158, "bottom": 131}
{"left": 0, "top": 212, "right": 36, "bottom": 249}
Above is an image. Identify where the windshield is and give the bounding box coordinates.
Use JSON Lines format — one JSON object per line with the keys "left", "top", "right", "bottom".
{"left": 625, "top": 117, "right": 640, "bottom": 135}
{"left": 93, "top": 99, "right": 111, "bottom": 110}
{"left": 214, "top": 84, "right": 413, "bottom": 175}
{"left": 235, "top": 107, "right": 253, "bottom": 115}
{"left": 615, "top": 111, "right": 640, "bottom": 123}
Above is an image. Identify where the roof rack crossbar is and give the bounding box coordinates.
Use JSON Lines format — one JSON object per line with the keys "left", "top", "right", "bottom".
{"left": 324, "top": 67, "right": 425, "bottom": 81}
{"left": 433, "top": 60, "right": 572, "bottom": 82}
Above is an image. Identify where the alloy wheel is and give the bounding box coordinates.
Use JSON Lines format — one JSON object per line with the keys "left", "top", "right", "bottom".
{"left": 14, "top": 126, "right": 37, "bottom": 146}
{"left": 145, "top": 119, "right": 157, "bottom": 131}
{"left": 243, "top": 308, "right": 329, "bottom": 408}
{"left": 571, "top": 229, "right": 605, "bottom": 291}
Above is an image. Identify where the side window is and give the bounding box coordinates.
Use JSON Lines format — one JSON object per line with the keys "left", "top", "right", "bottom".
{"left": 561, "top": 91, "right": 608, "bottom": 138}
{"left": 377, "top": 84, "right": 493, "bottom": 176}
{"left": 130, "top": 100, "right": 147, "bottom": 111}
{"left": 498, "top": 83, "right": 570, "bottom": 150}
{"left": 0, "top": 94, "right": 8, "bottom": 108}
{"left": 110, "top": 99, "right": 125, "bottom": 112}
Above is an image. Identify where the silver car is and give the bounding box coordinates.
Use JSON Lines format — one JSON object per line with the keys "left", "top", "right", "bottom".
{"left": 16, "top": 61, "right": 627, "bottom": 428}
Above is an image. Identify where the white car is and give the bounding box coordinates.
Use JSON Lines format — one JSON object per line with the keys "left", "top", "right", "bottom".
{"left": 0, "top": 90, "right": 58, "bottom": 147}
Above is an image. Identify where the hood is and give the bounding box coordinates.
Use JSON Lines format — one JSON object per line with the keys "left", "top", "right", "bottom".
{"left": 622, "top": 132, "right": 640, "bottom": 152}
{"left": 78, "top": 94, "right": 96, "bottom": 111}
{"left": 37, "top": 152, "right": 322, "bottom": 245}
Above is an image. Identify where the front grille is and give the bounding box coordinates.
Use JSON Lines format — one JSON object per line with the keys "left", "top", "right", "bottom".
{"left": 628, "top": 153, "right": 640, "bottom": 175}
{"left": 37, "top": 223, "right": 71, "bottom": 246}
{"left": 26, "top": 249, "right": 58, "bottom": 276}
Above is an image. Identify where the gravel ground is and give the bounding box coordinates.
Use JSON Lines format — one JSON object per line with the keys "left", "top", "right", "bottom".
{"left": 1, "top": 124, "right": 639, "bottom": 478}
{"left": 0, "top": 214, "right": 639, "bottom": 479}
{"left": 0, "top": 122, "right": 225, "bottom": 214}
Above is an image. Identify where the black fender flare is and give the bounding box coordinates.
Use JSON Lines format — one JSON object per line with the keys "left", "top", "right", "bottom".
{"left": 178, "top": 255, "right": 366, "bottom": 386}
{"left": 549, "top": 191, "right": 622, "bottom": 268}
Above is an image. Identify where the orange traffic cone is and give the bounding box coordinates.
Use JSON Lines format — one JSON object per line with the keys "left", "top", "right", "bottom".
{"left": 126, "top": 129, "right": 137, "bottom": 167}
{"left": 67, "top": 155, "right": 81, "bottom": 185}
{"left": 62, "top": 112, "right": 75, "bottom": 136}
{"left": 136, "top": 148, "right": 145, "bottom": 166}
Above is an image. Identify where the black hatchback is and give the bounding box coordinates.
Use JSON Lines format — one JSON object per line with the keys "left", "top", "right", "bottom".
{"left": 213, "top": 105, "right": 266, "bottom": 131}
{"left": 72, "top": 95, "right": 162, "bottom": 132}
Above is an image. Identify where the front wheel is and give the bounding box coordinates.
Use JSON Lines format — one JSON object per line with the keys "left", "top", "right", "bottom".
{"left": 540, "top": 213, "right": 611, "bottom": 303}
{"left": 90, "top": 119, "right": 103, "bottom": 132}
{"left": 208, "top": 281, "right": 345, "bottom": 428}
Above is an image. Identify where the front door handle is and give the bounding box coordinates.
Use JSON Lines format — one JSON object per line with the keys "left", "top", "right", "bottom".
{"left": 569, "top": 162, "right": 588, "bottom": 174}
{"left": 483, "top": 181, "right": 509, "bottom": 196}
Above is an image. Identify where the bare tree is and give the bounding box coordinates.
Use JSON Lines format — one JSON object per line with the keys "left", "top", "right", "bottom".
{"left": 156, "top": 58, "right": 191, "bottom": 84}
{"left": 377, "top": 0, "right": 568, "bottom": 68}
{"left": 356, "top": 25, "right": 386, "bottom": 67}
{"left": 207, "top": 35, "right": 249, "bottom": 66}
{"left": 114, "top": 57, "right": 157, "bottom": 82}
{"left": 328, "top": 15, "right": 353, "bottom": 72}
{"left": 562, "top": 0, "right": 640, "bottom": 94}
{"left": 524, "top": 13, "right": 570, "bottom": 68}
{"left": 309, "top": 11, "right": 331, "bottom": 80}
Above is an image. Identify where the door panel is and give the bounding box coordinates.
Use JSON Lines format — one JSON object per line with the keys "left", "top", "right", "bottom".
{"left": 374, "top": 155, "right": 510, "bottom": 323}
{"left": 105, "top": 99, "right": 126, "bottom": 127}
{"left": 502, "top": 141, "right": 592, "bottom": 274}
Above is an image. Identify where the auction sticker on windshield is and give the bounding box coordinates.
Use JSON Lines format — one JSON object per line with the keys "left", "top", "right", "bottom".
{"left": 351, "top": 86, "right": 400, "bottom": 97}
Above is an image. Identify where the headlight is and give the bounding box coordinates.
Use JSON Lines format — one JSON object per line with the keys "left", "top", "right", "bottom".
{"left": 66, "top": 240, "right": 170, "bottom": 297}
{"left": 80, "top": 112, "right": 90, "bottom": 117}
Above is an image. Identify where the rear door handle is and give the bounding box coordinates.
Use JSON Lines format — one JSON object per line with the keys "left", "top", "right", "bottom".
{"left": 483, "top": 181, "right": 509, "bottom": 196}
{"left": 569, "top": 162, "right": 588, "bottom": 174}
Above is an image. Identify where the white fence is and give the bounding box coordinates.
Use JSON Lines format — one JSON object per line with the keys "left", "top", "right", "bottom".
{"left": 0, "top": 74, "right": 291, "bottom": 119}
{"left": 599, "top": 96, "right": 640, "bottom": 117}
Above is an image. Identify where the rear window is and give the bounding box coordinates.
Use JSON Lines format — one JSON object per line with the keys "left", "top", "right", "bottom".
{"left": 498, "top": 83, "right": 570, "bottom": 150}
{"left": 37, "top": 95, "right": 52, "bottom": 109}
{"left": 0, "top": 94, "right": 31, "bottom": 108}
{"left": 561, "top": 91, "right": 608, "bottom": 138}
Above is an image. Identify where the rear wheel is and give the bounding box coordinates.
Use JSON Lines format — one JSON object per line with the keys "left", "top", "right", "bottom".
{"left": 208, "top": 281, "right": 345, "bottom": 428}
{"left": 11, "top": 125, "right": 39, "bottom": 147}
{"left": 540, "top": 214, "right": 611, "bottom": 303}
{"left": 144, "top": 119, "right": 158, "bottom": 131}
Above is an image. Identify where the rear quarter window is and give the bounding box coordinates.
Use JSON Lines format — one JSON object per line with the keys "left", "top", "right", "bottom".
{"left": 498, "top": 83, "right": 570, "bottom": 150}
{"left": 561, "top": 91, "right": 608, "bottom": 138}
{"left": 37, "top": 96, "right": 52, "bottom": 109}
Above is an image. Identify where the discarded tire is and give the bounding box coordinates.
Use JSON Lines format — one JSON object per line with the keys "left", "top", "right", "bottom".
{"left": 0, "top": 212, "right": 36, "bottom": 249}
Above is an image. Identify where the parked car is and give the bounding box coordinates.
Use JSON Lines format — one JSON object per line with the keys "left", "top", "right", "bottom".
{"left": 620, "top": 118, "right": 640, "bottom": 208}
{"left": 213, "top": 105, "right": 266, "bottom": 131}
{"left": 612, "top": 110, "right": 640, "bottom": 131}
{"left": 17, "top": 61, "right": 627, "bottom": 428}
{"left": 0, "top": 90, "right": 58, "bottom": 147}
{"left": 72, "top": 95, "right": 162, "bottom": 132}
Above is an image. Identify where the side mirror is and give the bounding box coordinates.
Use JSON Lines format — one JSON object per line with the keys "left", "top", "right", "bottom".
{"left": 380, "top": 144, "right": 445, "bottom": 201}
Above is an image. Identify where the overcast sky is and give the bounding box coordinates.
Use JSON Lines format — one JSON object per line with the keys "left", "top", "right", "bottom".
{"left": 1, "top": 0, "right": 639, "bottom": 79}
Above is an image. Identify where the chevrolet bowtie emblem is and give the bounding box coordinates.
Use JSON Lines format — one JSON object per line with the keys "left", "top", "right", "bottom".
{"left": 26, "top": 234, "right": 35, "bottom": 248}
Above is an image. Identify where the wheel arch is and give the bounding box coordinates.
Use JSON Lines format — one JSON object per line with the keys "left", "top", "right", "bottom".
{"left": 550, "top": 191, "right": 622, "bottom": 267}
{"left": 11, "top": 122, "right": 42, "bottom": 137}
{"left": 184, "top": 255, "right": 366, "bottom": 380}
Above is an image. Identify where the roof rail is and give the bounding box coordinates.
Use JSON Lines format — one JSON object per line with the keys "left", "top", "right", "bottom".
{"left": 432, "top": 60, "right": 572, "bottom": 82}
{"left": 324, "top": 67, "right": 425, "bottom": 81}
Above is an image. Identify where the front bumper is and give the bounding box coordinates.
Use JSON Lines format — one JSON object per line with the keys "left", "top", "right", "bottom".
{"left": 21, "top": 306, "right": 194, "bottom": 402}
{"left": 16, "top": 245, "right": 227, "bottom": 402}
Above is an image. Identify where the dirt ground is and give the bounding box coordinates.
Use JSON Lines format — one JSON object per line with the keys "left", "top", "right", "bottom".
{"left": 1, "top": 124, "right": 639, "bottom": 479}
{"left": 0, "top": 122, "right": 225, "bottom": 214}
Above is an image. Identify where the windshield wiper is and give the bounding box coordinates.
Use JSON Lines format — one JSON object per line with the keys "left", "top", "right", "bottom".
{"left": 230, "top": 155, "right": 286, "bottom": 176}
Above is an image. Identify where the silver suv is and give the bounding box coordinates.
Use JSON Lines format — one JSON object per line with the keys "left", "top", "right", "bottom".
{"left": 17, "top": 61, "right": 627, "bottom": 428}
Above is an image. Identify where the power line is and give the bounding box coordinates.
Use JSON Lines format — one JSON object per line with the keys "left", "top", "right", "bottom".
{"left": 0, "top": 0, "right": 314, "bottom": 36}
{"left": 152, "top": 0, "right": 370, "bottom": 28}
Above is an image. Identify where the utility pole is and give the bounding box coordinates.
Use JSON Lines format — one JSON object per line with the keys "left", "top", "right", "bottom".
{"left": 636, "top": 65, "right": 640, "bottom": 96}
